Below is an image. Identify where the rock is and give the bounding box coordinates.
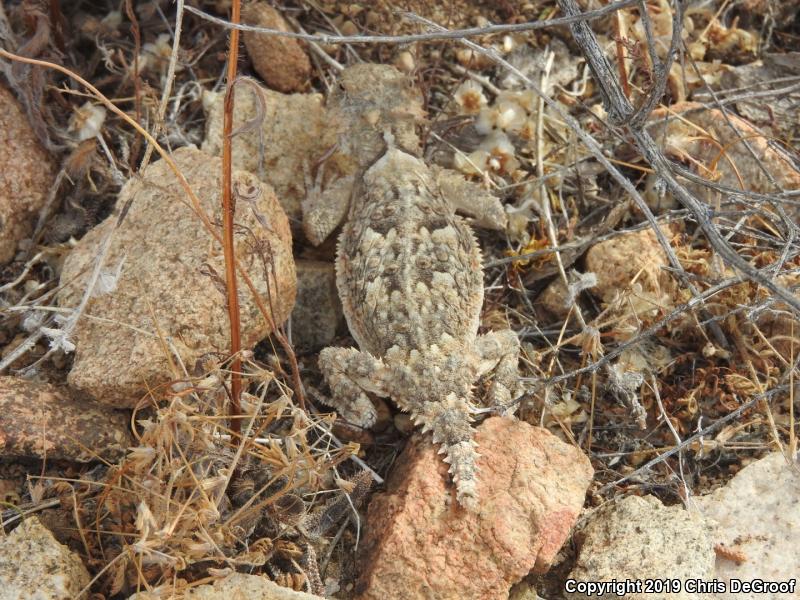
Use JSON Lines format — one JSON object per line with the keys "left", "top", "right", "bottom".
{"left": 694, "top": 451, "right": 800, "bottom": 599}
{"left": 202, "top": 82, "right": 326, "bottom": 222}
{"left": 0, "top": 85, "right": 55, "bottom": 264}
{"left": 585, "top": 228, "right": 674, "bottom": 335}
{"left": 509, "top": 581, "right": 541, "bottom": 600}
{"left": 128, "top": 573, "right": 324, "bottom": 599}
{"left": 291, "top": 260, "right": 344, "bottom": 352}
{"left": 58, "top": 147, "right": 295, "bottom": 407}
{"left": 242, "top": 2, "right": 312, "bottom": 93}
{"left": 567, "top": 495, "right": 715, "bottom": 600}
{"left": 719, "top": 54, "right": 800, "bottom": 142}
{"left": 537, "top": 277, "right": 571, "bottom": 320}
{"left": 356, "top": 417, "right": 593, "bottom": 600}
{"left": 0, "top": 376, "right": 131, "bottom": 462}
{"left": 0, "top": 516, "right": 91, "bottom": 599}
{"left": 647, "top": 103, "right": 800, "bottom": 203}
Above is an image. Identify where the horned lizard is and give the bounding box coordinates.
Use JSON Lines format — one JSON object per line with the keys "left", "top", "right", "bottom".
{"left": 302, "top": 63, "right": 507, "bottom": 247}
{"left": 303, "top": 64, "right": 520, "bottom": 508}
{"left": 317, "top": 143, "right": 520, "bottom": 510}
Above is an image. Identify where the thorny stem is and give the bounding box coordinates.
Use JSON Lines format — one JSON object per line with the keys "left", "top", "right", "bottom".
{"left": 222, "top": 0, "right": 243, "bottom": 436}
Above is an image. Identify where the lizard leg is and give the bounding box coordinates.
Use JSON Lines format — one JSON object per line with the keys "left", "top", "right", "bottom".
{"left": 317, "top": 346, "right": 388, "bottom": 428}
{"left": 301, "top": 160, "right": 354, "bottom": 246}
{"left": 397, "top": 392, "right": 479, "bottom": 511}
{"left": 431, "top": 165, "right": 507, "bottom": 231}
{"left": 475, "top": 329, "right": 521, "bottom": 409}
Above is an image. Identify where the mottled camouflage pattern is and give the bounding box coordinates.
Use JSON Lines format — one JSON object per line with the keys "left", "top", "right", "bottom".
{"left": 318, "top": 149, "right": 520, "bottom": 509}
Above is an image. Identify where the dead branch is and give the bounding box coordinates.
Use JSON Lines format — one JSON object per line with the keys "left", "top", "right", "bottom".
{"left": 183, "top": 0, "right": 639, "bottom": 45}
{"left": 556, "top": 0, "right": 800, "bottom": 316}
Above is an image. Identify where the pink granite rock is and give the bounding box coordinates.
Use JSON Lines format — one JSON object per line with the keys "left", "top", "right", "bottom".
{"left": 356, "top": 417, "right": 593, "bottom": 600}
{"left": 0, "top": 376, "right": 132, "bottom": 462}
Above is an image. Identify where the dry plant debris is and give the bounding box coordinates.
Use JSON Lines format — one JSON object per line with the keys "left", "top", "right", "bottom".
{"left": 0, "top": 0, "right": 799, "bottom": 597}
{"left": 23, "top": 364, "right": 365, "bottom": 597}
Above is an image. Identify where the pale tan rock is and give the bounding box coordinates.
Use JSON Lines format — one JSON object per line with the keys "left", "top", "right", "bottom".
{"left": 243, "top": 2, "right": 312, "bottom": 93}
{"left": 509, "top": 581, "right": 541, "bottom": 600}
{"left": 694, "top": 452, "right": 800, "bottom": 599}
{"left": 202, "top": 82, "right": 327, "bottom": 222}
{"left": 128, "top": 573, "right": 324, "bottom": 600}
{"left": 567, "top": 495, "right": 715, "bottom": 600}
{"left": 585, "top": 228, "right": 674, "bottom": 334}
{"left": 720, "top": 54, "right": 800, "bottom": 142}
{"left": 291, "top": 260, "right": 344, "bottom": 352}
{"left": 0, "top": 85, "right": 55, "bottom": 263}
{"left": 0, "top": 377, "right": 131, "bottom": 462}
{"left": 649, "top": 103, "right": 800, "bottom": 201}
{"left": 0, "top": 516, "right": 91, "bottom": 600}
{"left": 58, "top": 147, "right": 295, "bottom": 407}
{"left": 356, "top": 417, "right": 593, "bottom": 600}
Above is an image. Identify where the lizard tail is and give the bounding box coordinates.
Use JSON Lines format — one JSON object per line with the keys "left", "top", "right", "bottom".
{"left": 412, "top": 393, "right": 479, "bottom": 511}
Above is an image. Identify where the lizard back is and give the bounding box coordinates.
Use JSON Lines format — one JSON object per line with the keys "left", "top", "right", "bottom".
{"left": 335, "top": 148, "right": 484, "bottom": 357}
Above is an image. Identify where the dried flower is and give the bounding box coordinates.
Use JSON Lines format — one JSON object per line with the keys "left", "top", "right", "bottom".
{"left": 453, "top": 80, "right": 488, "bottom": 115}
{"left": 494, "top": 101, "right": 527, "bottom": 133}
{"left": 479, "top": 132, "right": 520, "bottom": 175}
{"left": 68, "top": 102, "right": 106, "bottom": 141}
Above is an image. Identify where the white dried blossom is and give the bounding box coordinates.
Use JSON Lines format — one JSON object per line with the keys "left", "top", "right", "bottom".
{"left": 494, "top": 100, "right": 527, "bottom": 133}
{"left": 139, "top": 33, "right": 174, "bottom": 75}
{"left": 479, "top": 131, "right": 520, "bottom": 175}
{"left": 475, "top": 106, "right": 498, "bottom": 135}
{"left": 498, "top": 89, "right": 536, "bottom": 113}
{"left": 68, "top": 102, "right": 106, "bottom": 142}
{"left": 91, "top": 255, "right": 126, "bottom": 297}
{"left": 40, "top": 326, "right": 76, "bottom": 354}
{"left": 453, "top": 80, "right": 488, "bottom": 115}
{"left": 21, "top": 311, "right": 45, "bottom": 332}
